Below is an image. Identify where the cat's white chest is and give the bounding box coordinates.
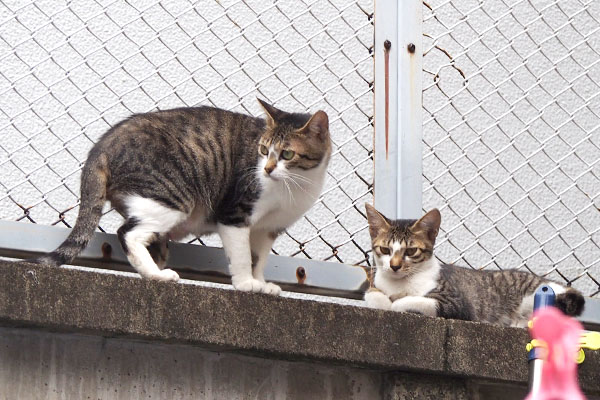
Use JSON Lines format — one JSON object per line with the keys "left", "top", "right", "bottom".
{"left": 251, "top": 168, "right": 325, "bottom": 231}
{"left": 375, "top": 259, "right": 441, "bottom": 298}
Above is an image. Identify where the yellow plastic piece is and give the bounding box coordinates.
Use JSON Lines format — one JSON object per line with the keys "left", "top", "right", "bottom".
{"left": 579, "top": 331, "right": 600, "bottom": 351}
{"left": 526, "top": 339, "right": 547, "bottom": 352}
{"left": 525, "top": 338, "right": 587, "bottom": 364}
{"left": 526, "top": 330, "right": 599, "bottom": 364}
{"left": 575, "top": 348, "right": 585, "bottom": 364}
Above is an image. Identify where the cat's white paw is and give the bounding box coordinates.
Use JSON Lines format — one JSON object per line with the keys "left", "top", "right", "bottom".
{"left": 262, "top": 282, "right": 281, "bottom": 296}
{"left": 390, "top": 300, "right": 408, "bottom": 313}
{"left": 232, "top": 277, "right": 265, "bottom": 293}
{"left": 365, "top": 290, "right": 392, "bottom": 310}
{"left": 150, "top": 268, "right": 180, "bottom": 282}
{"left": 391, "top": 296, "right": 438, "bottom": 316}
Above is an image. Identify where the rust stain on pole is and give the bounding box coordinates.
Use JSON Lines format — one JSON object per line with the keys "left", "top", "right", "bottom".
{"left": 383, "top": 39, "right": 391, "bottom": 159}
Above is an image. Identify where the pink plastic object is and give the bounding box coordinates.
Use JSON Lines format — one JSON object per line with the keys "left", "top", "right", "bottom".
{"left": 525, "top": 307, "right": 585, "bottom": 400}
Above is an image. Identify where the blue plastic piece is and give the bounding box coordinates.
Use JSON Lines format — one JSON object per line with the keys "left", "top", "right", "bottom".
{"left": 533, "top": 285, "right": 556, "bottom": 311}
{"left": 528, "top": 285, "right": 556, "bottom": 361}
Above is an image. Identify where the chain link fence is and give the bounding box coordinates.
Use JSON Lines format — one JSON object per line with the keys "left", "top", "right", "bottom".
{"left": 423, "top": 0, "right": 600, "bottom": 297}
{"left": 5, "top": 0, "right": 597, "bottom": 297}
{"left": 0, "top": 0, "right": 374, "bottom": 266}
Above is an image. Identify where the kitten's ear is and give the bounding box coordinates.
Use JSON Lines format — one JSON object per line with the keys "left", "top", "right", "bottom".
{"left": 412, "top": 209, "right": 441, "bottom": 242}
{"left": 365, "top": 203, "right": 390, "bottom": 240}
{"left": 299, "top": 110, "right": 329, "bottom": 140}
{"left": 257, "top": 98, "right": 283, "bottom": 128}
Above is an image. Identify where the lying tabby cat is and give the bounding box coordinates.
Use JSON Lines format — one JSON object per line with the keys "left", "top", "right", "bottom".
{"left": 364, "top": 204, "right": 584, "bottom": 327}
{"left": 34, "top": 100, "right": 331, "bottom": 295}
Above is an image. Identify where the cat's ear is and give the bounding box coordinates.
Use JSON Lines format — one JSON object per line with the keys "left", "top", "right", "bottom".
{"left": 412, "top": 209, "right": 441, "bottom": 242}
{"left": 365, "top": 203, "right": 390, "bottom": 240}
{"left": 257, "top": 98, "right": 283, "bottom": 128}
{"left": 299, "top": 110, "right": 329, "bottom": 140}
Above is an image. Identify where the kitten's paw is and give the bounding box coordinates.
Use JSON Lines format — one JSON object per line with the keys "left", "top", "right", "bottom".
{"left": 364, "top": 290, "right": 392, "bottom": 310}
{"left": 232, "top": 277, "right": 265, "bottom": 293}
{"left": 150, "top": 268, "right": 180, "bottom": 282}
{"left": 390, "top": 300, "right": 403, "bottom": 313}
{"left": 391, "top": 296, "right": 438, "bottom": 317}
{"left": 262, "top": 282, "right": 281, "bottom": 296}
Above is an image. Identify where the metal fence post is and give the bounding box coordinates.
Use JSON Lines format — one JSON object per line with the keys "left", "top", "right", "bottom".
{"left": 373, "top": 0, "right": 422, "bottom": 219}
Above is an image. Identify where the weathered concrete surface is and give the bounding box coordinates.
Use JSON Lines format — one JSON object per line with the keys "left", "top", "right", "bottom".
{"left": 0, "top": 260, "right": 447, "bottom": 372}
{"left": 445, "top": 319, "right": 531, "bottom": 383}
{"left": 0, "top": 259, "right": 599, "bottom": 398}
{"left": 0, "top": 327, "right": 381, "bottom": 400}
{"left": 384, "top": 372, "right": 470, "bottom": 400}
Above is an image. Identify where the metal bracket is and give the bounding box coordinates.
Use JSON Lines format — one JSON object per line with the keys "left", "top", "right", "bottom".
{"left": 0, "top": 220, "right": 370, "bottom": 299}
{"left": 1, "top": 220, "right": 599, "bottom": 328}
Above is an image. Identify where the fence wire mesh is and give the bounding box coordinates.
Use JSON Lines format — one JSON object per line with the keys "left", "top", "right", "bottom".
{"left": 6, "top": 0, "right": 597, "bottom": 297}
{"left": 423, "top": 0, "right": 600, "bottom": 297}
{"left": 0, "top": 0, "right": 374, "bottom": 266}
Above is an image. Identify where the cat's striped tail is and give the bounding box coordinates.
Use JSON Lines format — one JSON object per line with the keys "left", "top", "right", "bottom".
{"left": 29, "top": 153, "right": 109, "bottom": 267}
{"left": 556, "top": 288, "right": 586, "bottom": 317}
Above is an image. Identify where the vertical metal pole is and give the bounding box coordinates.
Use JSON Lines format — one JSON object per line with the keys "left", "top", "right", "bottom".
{"left": 373, "top": 0, "right": 422, "bottom": 219}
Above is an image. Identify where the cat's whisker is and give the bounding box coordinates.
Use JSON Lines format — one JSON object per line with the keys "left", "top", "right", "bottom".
{"left": 289, "top": 179, "right": 297, "bottom": 205}
{"left": 281, "top": 178, "right": 290, "bottom": 203}
{"left": 285, "top": 179, "right": 296, "bottom": 205}
{"left": 286, "top": 171, "right": 311, "bottom": 179}
{"left": 286, "top": 172, "right": 314, "bottom": 185}
{"left": 286, "top": 175, "right": 311, "bottom": 197}
{"left": 286, "top": 176, "right": 302, "bottom": 189}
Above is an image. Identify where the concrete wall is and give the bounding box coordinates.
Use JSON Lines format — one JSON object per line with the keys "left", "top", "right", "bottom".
{"left": 1, "top": 260, "right": 600, "bottom": 400}
{"left": 0, "top": 327, "right": 381, "bottom": 400}
{"left": 4, "top": 326, "right": 562, "bottom": 400}
{"left": 3, "top": 327, "right": 561, "bottom": 400}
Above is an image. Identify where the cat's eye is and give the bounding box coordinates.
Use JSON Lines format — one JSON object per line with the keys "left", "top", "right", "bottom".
{"left": 259, "top": 145, "right": 268, "bottom": 156}
{"left": 281, "top": 150, "right": 295, "bottom": 160}
{"left": 378, "top": 246, "right": 391, "bottom": 255}
{"left": 405, "top": 248, "right": 418, "bottom": 257}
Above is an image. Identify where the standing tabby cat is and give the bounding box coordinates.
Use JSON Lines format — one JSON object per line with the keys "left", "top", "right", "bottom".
{"left": 34, "top": 100, "right": 331, "bottom": 295}
{"left": 364, "top": 204, "right": 585, "bottom": 327}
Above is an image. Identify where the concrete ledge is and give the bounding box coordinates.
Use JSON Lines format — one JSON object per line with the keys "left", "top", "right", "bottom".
{"left": 0, "top": 259, "right": 598, "bottom": 394}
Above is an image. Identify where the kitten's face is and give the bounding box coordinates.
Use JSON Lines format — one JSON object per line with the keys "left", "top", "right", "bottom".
{"left": 256, "top": 99, "right": 331, "bottom": 182}
{"left": 365, "top": 204, "right": 441, "bottom": 278}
